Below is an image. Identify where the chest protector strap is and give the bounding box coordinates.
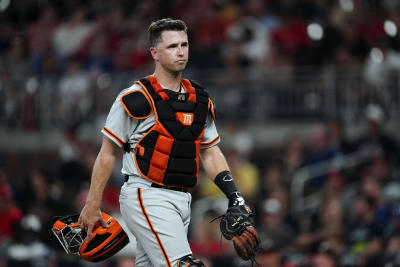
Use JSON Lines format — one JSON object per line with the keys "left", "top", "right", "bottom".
{"left": 134, "top": 76, "right": 209, "bottom": 188}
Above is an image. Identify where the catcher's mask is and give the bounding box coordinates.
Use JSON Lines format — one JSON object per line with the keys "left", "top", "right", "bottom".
{"left": 51, "top": 212, "right": 129, "bottom": 262}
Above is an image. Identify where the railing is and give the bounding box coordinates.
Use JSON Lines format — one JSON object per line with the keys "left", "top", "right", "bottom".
{"left": 290, "top": 148, "right": 381, "bottom": 216}
{"left": 1, "top": 66, "right": 399, "bottom": 131}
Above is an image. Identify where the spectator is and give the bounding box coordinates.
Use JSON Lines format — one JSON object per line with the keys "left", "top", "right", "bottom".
{"left": 82, "top": 33, "right": 112, "bottom": 74}
{"left": 347, "top": 194, "right": 384, "bottom": 255}
{"left": 0, "top": 179, "right": 22, "bottom": 243}
{"left": 29, "top": 5, "right": 59, "bottom": 73}
{"left": 261, "top": 161, "right": 285, "bottom": 196}
{"left": 303, "top": 124, "right": 342, "bottom": 188}
{"left": 1, "top": 35, "right": 30, "bottom": 91}
{"left": 226, "top": 16, "right": 269, "bottom": 64}
{"left": 363, "top": 38, "right": 400, "bottom": 102}
{"left": 254, "top": 240, "right": 282, "bottom": 267}
{"left": 270, "top": 6, "right": 311, "bottom": 62}
{"left": 282, "top": 134, "right": 305, "bottom": 177}
{"left": 258, "top": 198, "right": 295, "bottom": 250}
{"left": 5, "top": 213, "right": 54, "bottom": 267}
{"left": 58, "top": 127, "right": 90, "bottom": 192}
{"left": 52, "top": 7, "right": 95, "bottom": 60}
{"left": 56, "top": 58, "right": 91, "bottom": 124}
{"left": 310, "top": 249, "right": 337, "bottom": 267}
{"left": 22, "top": 169, "right": 73, "bottom": 230}
{"left": 356, "top": 104, "right": 400, "bottom": 170}
{"left": 327, "top": 118, "right": 357, "bottom": 155}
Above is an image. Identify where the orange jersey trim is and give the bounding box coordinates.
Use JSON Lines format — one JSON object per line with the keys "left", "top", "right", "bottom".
{"left": 137, "top": 188, "right": 171, "bottom": 267}
{"left": 200, "top": 136, "right": 220, "bottom": 147}
{"left": 180, "top": 79, "right": 196, "bottom": 102}
{"left": 147, "top": 76, "right": 170, "bottom": 100}
{"left": 103, "top": 127, "right": 125, "bottom": 147}
{"left": 208, "top": 99, "right": 216, "bottom": 121}
{"left": 137, "top": 80, "right": 159, "bottom": 121}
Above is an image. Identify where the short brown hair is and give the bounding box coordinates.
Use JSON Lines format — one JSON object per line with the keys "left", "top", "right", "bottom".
{"left": 148, "top": 18, "right": 187, "bottom": 47}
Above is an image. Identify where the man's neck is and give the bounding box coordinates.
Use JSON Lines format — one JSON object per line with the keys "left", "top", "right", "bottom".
{"left": 153, "top": 68, "right": 182, "bottom": 92}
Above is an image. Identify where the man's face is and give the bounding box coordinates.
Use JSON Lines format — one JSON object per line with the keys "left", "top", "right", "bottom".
{"left": 151, "top": 30, "right": 189, "bottom": 73}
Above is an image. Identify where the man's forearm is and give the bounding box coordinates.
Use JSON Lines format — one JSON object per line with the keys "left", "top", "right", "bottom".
{"left": 200, "top": 145, "right": 230, "bottom": 180}
{"left": 200, "top": 145, "right": 245, "bottom": 206}
{"left": 85, "top": 149, "right": 117, "bottom": 208}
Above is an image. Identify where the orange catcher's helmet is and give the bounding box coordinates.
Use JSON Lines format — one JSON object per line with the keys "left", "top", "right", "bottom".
{"left": 52, "top": 212, "right": 129, "bottom": 262}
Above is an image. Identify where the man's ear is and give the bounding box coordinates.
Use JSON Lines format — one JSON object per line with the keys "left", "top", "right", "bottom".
{"left": 150, "top": 47, "right": 158, "bottom": 61}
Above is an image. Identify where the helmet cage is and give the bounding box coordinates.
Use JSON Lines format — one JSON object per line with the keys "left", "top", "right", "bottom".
{"left": 52, "top": 212, "right": 129, "bottom": 262}
{"left": 52, "top": 214, "right": 87, "bottom": 255}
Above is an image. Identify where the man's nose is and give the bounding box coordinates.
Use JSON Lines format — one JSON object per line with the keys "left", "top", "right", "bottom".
{"left": 177, "top": 46, "right": 184, "bottom": 56}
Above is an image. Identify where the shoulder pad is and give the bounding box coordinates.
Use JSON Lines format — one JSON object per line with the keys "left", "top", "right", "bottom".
{"left": 120, "top": 90, "right": 153, "bottom": 119}
{"left": 208, "top": 98, "right": 217, "bottom": 121}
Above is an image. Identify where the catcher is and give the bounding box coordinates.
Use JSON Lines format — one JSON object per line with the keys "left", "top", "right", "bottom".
{"left": 78, "top": 18, "right": 259, "bottom": 266}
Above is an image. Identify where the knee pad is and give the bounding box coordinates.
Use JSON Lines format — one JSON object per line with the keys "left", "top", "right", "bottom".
{"left": 177, "top": 255, "right": 205, "bottom": 267}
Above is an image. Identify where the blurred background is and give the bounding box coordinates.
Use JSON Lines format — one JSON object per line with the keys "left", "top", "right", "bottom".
{"left": 1, "top": 0, "right": 400, "bottom": 266}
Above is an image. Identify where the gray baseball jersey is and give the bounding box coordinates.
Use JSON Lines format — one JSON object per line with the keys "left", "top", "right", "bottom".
{"left": 101, "top": 83, "right": 220, "bottom": 177}
{"left": 101, "top": 81, "right": 220, "bottom": 267}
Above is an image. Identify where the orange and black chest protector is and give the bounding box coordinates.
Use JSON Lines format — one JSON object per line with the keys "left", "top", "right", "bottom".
{"left": 128, "top": 76, "right": 211, "bottom": 188}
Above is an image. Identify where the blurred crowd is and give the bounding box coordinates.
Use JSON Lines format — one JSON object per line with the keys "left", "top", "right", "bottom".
{"left": 192, "top": 106, "right": 400, "bottom": 267}
{"left": 1, "top": 0, "right": 400, "bottom": 266}
{"left": 2, "top": 0, "right": 400, "bottom": 129}
{"left": 1, "top": 103, "right": 400, "bottom": 267}
{"left": 2, "top": 0, "right": 400, "bottom": 74}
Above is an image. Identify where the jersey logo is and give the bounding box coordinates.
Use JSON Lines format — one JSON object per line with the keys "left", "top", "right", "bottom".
{"left": 176, "top": 112, "right": 194, "bottom": 126}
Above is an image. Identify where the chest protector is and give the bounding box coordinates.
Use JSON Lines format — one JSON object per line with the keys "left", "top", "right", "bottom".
{"left": 132, "top": 76, "right": 210, "bottom": 188}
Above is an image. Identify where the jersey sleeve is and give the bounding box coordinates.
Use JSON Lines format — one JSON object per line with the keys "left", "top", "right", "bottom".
{"left": 101, "top": 90, "right": 139, "bottom": 148}
{"left": 200, "top": 113, "right": 220, "bottom": 149}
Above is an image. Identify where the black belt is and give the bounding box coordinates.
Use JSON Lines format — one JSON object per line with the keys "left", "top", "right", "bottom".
{"left": 124, "top": 175, "right": 188, "bottom": 193}
{"left": 150, "top": 183, "right": 188, "bottom": 192}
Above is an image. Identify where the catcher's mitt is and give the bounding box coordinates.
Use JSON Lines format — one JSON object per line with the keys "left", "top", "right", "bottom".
{"left": 220, "top": 204, "right": 260, "bottom": 261}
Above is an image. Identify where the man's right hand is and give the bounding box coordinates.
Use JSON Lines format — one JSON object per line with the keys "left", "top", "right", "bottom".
{"left": 78, "top": 204, "right": 109, "bottom": 241}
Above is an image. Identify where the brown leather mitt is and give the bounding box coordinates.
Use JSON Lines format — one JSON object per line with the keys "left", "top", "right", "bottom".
{"left": 220, "top": 205, "right": 260, "bottom": 261}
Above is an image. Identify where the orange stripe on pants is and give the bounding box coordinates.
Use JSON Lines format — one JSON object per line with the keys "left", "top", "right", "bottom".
{"left": 137, "top": 188, "right": 171, "bottom": 267}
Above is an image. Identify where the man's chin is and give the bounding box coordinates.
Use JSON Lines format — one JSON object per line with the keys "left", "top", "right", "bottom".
{"left": 162, "top": 63, "right": 187, "bottom": 74}
{"left": 173, "top": 65, "right": 187, "bottom": 73}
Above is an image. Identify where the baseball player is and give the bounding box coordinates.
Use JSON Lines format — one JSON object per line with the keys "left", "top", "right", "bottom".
{"left": 78, "top": 18, "right": 259, "bottom": 267}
